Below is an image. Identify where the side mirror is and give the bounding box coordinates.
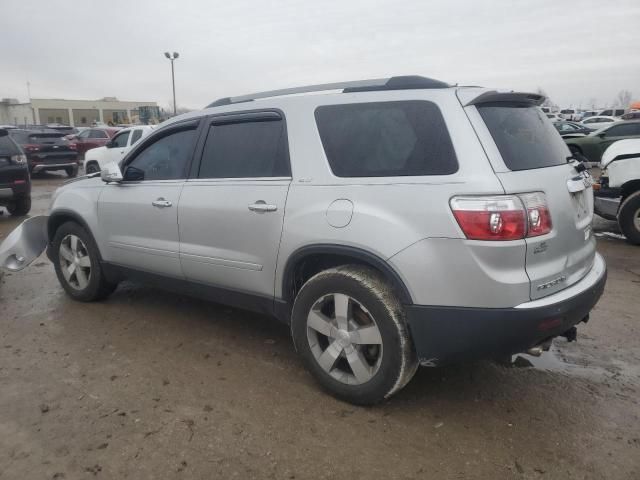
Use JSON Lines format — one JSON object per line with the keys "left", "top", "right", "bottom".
{"left": 100, "top": 162, "right": 123, "bottom": 183}
{"left": 598, "top": 132, "right": 606, "bottom": 138}
{"left": 105, "top": 140, "right": 114, "bottom": 148}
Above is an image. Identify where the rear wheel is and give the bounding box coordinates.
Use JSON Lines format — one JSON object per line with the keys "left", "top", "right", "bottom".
{"left": 291, "top": 265, "right": 418, "bottom": 405}
{"left": 65, "top": 166, "right": 79, "bottom": 177}
{"left": 52, "top": 221, "right": 117, "bottom": 301}
{"left": 618, "top": 191, "right": 640, "bottom": 245}
{"left": 7, "top": 196, "right": 31, "bottom": 216}
{"left": 85, "top": 162, "right": 100, "bottom": 174}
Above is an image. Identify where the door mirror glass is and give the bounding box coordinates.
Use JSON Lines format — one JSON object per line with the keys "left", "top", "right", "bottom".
{"left": 100, "top": 162, "right": 123, "bottom": 182}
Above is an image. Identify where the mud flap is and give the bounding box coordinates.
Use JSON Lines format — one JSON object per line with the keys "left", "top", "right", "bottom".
{"left": 0, "top": 216, "right": 49, "bottom": 271}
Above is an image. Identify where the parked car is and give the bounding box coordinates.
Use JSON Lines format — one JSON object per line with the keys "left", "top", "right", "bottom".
{"left": 581, "top": 115, "right": 617, "bottom": 130}
{"left": 546, "top": 113, "right": 562, "bottom": 121}
{"left": 68, "top": 127, "right": 120, "bottom": 159}
{"left": 621, "top": 111, "right": 640, "bottom": 120}
{"left": 553, "top": 121, "right": 591, "bottom": 138}
{"left": 8, "top": 129, "right": 79, "bottom": 176}
{"left": 565, "top": 120, "right": 640, "bottom": 164}
{"left": 559, "top": 109, "right": 580, "bottom": 121}
{"left": 0, "top": 129, "right": 31, "bottom": 216}
{"left": 83, "top": 126, "right": 155, "bottom": 174}
{"left": 0, "top": 76, "right": 606, "bottom": 405}
{"left": 598, "top": 108, "right": 626, "bottom": 118}
{"left": 581, "top": 110, "right": 599, "bottom": 120}
{"left": 594, "top": 139, "right": 640, "bottom": 244}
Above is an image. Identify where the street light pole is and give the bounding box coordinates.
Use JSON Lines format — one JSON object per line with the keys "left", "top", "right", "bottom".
{"left": 164, "top": 52, "right": 180, "bottom": 116}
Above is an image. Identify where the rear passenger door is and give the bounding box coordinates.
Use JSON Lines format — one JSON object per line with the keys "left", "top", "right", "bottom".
{"left": 178, "top": 111, "right": 291, "bottom": 297}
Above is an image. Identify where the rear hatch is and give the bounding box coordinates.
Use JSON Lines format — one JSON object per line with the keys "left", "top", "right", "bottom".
{"left": 28, "top": 133, "right": 76, "bottom": 161}
{"left": 462, "top": 91, "right": 595, "bottom": 300}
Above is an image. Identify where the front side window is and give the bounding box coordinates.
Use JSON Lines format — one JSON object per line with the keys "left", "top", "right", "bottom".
{"left": 600, "top": 110, "right": 612, "bottom": 116}
{"left": 124, "top": 128, "right": 196, "bottom": 181}
{"left": 198, "top": 119, "right": 290, "bottom": 178}
{"left": 315, "top": 101, "right": 457, "bottom": 177}
{"left": 111, "top": 131, "right": 130, "bottom": 148}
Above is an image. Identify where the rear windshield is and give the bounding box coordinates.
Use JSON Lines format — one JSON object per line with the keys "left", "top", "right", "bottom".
{"left": 315, "top": 101, "right": 458, "bottom": 177}
{"left": 0, "top": 135, "right": 21, "bottom": 155}
{"left": 478, "top": 104, "right": 568, "bottom": 171}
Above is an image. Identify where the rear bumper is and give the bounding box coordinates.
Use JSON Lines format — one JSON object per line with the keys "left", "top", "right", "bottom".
{"left": 0, "top": 165, "right": 31, "bottom": 203}
{"left": 32, "top": 162, "right": 77, "bottom": 173}
{"left": 405, "top": 253, "right": 607, "bottom": 366}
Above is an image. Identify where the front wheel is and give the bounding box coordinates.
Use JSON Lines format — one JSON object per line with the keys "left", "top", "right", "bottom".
{"left": 51, "top": 221, "right": 118, "bottom": 301}
{"left": 7, "top": 196, "right": 31, "bottom": 216}
{"left": 291, "top": 265, "right": 418, "bottom": 405}
{"left": 618, "top": 191, "right": 640, "bottom": 245}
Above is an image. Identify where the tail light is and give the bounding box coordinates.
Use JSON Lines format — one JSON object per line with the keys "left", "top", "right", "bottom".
{"left": 520, "top": 192, "right": 552, "bottom": 237}
{"left": 450, "top": 193, "right": 552, "bottom": 241}
{"left": 68, "top": 143, "right": 77, "bottom": 150}
{"left": 24, "top": 144, "right": 40, "bottom": 152}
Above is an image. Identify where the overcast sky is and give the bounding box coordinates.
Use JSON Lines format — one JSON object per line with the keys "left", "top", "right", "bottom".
{"left": 2, "top": 0, "right": 638, "bottom": 110}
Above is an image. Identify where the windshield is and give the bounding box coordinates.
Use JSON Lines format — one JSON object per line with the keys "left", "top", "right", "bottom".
{"left": 478, "top": 103, "right": 569, "bottom": 171}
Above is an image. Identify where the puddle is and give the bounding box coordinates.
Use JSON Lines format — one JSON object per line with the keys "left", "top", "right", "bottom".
{"left": 512, "top": 342, "right": 639, "bottom": 383}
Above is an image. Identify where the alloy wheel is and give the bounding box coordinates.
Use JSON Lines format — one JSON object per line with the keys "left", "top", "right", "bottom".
{"left": 59, "top": 234, "right": 92, "bottom": 290}
{"left": 306, "top": 293, "right": 383, "bottom": 385}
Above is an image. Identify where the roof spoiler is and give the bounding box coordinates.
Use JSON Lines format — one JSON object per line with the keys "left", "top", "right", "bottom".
{"left": 463, "top": 90, "right": 545, "bottom": 107}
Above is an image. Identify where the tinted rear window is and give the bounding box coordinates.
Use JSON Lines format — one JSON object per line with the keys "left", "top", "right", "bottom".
{"left": 0, "top": 136, "right": 21, "bottom": 155}
{"left": 478, "top": 104, "right": 568, "bottom": 171}
{"left": 315, "top": 101, "right": 458, "bottom": 177}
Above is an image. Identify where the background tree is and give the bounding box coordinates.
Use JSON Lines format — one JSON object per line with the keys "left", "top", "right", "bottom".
{"left": 614, "top": 90, "right": 633, "bottom": 108}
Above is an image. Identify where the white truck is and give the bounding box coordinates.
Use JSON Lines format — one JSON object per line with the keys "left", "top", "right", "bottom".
{"left": 83, "top": 125, "right": 155, "bottom": 174}
{"left": 594, "top": 139, "right": 640, "bottom": 244}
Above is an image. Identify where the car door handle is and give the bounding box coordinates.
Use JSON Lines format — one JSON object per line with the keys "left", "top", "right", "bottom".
{"left": 152, "top": 198, "right": 173, "bottom": 208}
{"left": 248, "top": 201, "right": 277, "bottom": 213}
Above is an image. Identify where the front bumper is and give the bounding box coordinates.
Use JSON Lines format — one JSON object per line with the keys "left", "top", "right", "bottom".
{"left": 593, "top": 188, "right": 620, "bottom": 220}
{"left": 405, "top": 253, "right": 607, "bottom": 366}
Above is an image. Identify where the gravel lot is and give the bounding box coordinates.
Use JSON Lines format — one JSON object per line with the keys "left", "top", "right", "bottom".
{"left": 0, "top": 174, "right": 638, "bottom": 479}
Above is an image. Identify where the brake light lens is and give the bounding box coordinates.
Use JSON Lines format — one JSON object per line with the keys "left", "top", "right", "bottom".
{"left": 450, "top": 193, "right": 552, "bottom": 241}
{"left": 67, "top": 143, "right": 77, "bottom": 150}
{"left": 520, "top": 192, "right": 552, "bottom": 237}
{"left": 24, "top": 144, "right": 40, "bottom": 152}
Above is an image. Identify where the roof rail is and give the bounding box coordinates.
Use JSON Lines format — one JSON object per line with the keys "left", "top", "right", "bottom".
{"left": 206, "top": 75, "right": 450, "bottom": 108}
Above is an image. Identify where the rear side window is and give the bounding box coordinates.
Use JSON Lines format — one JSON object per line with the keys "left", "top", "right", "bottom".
{"left": 131, "top": 129, "right": 143, "bottom": 145}
{"left": 198, "top": 119, "right": 290, "bottom": 178}
{"left": 478, "top": 104, "right": 568, "bottom": 171}
{"left": 89, "top": 130, "right": 108, "bottom": 139}
{"left": 315, "top": 101, "right": 458, "bottom": 177}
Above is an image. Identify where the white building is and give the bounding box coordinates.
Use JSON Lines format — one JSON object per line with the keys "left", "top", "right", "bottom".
{"left": 0, "top": 97, "right": 160, "bottom": 127}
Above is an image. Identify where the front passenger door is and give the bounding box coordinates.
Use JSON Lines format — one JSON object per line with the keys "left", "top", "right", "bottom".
{"left": 98, "top": 122, "right": 200, "bottom": 278}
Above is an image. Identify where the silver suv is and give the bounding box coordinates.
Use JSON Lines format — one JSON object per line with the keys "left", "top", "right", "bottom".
{"left": 0, "top": 76, "right": 607, "bottom": 404}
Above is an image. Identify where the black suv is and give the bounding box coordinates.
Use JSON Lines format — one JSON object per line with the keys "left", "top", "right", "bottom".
{"left": 8, "top": 129, "right": 79, "bottom": 177}
{"left": 0, "top": 129, "right": 31, "bottom": 216}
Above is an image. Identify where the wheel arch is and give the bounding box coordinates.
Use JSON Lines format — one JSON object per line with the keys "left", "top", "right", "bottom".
{"left": 620, "top": 179, "right": 640, "bottom": 202}
{"left": 281, "top": 244, "right": 413, "bottom": 308}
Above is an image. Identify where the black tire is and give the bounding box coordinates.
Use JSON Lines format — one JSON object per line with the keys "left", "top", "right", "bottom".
{"left": 51, "top": 221, "right": 118, "bottom": 301}
{"left": 618, "top": 191, "right": 640, "bottom": 245}
{"left": 85, "top": 162, "right": 100, "bottom": 174}
{"left": 7, "top": 196, "right": 31, "bottom": 216}
{"left": 291, "top": 265, "right": 418, "bottom": 405}
{"left": 568, "top": 145, "right": 589, "bottom": 164}
{"left": 65, "top": 166, "right": 79, "bottom": 177}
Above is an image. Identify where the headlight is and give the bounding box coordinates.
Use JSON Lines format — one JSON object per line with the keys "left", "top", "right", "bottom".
{"left": 11, "top": 154, "right": 27, "bottom": 164}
